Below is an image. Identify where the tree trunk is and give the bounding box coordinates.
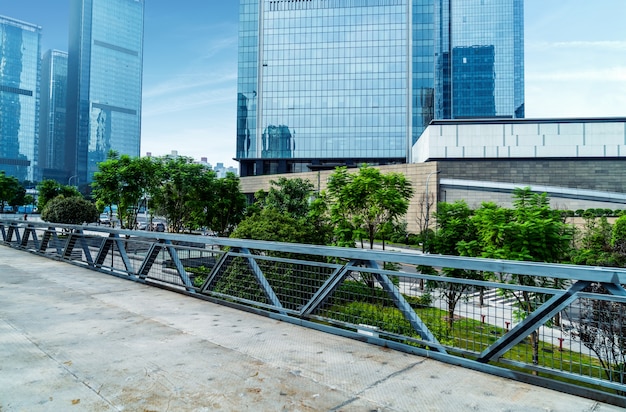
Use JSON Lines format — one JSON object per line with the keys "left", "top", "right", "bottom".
{"left": 531, "top": 330, "right": 539, "bottom": 375}
{"left": 447, "top": 295, "right": 456, "bottom": 331}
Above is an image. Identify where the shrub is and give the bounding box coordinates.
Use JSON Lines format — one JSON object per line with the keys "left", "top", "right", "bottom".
{"left": 405, "top": 292, "right": 433, "bottom": 308}
{"left": 407, "top": 233, "right": 421, "bottom": 246}
{"left": 41, "top": 195, "right": 98, "bottom": 225}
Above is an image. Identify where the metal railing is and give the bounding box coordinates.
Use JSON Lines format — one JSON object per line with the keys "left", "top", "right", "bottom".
{"left": 2, "top": 219, "right": 626, "bottom": 406}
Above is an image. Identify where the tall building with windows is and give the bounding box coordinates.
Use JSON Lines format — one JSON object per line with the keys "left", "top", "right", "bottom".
{"left": 236, "top": 0, "right": 524, "bottom": 177}
{"left": 66, "top": 0, "right": 144, "bottom": 186}
{"left": 39, "top": 50, "right": 68, "bottom": 182}
{"left": 0, "top": 16, "right": 41, "bottom": 182}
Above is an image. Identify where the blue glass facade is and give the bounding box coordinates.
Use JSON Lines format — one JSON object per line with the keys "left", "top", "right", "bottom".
{"left": 435, "top": 0, "right": 524, "bottom": 120}
{"left": 40, "top": 50, "right": 68, "bottom": 181}
{"left": 236, "top": 0, "right": 524, "bottom": 177}
{"left": 0, "top": 16, "right": 41, "bottom": 182}
{"left": 67, "top": 0, "right": 144, "bottom": 185}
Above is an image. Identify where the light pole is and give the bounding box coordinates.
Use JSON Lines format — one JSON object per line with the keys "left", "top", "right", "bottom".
{"left": 422, "top": 170, "right": 441, "bottom": 253}
{"left": 68, "top": 175, "right": 78, "bottom": 187}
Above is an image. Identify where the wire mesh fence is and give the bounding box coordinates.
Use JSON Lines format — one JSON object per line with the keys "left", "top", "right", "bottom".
{"left": 2, "top": 219, "right": 626, "bottom": 402}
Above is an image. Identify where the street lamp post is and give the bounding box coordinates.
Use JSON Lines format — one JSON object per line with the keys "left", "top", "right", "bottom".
{"left": 68, "top": 175, "right": 78, "bottom": 187}
{"left": 422, "top": 170, "right": 441, "bottom": 253}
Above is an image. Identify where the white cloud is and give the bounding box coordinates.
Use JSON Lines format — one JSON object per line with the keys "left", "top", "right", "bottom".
{"left": 143, "top": 85, "right": 236, "bottom": 117}
{"left": 142, "top": 72, "right": 237, "bottom": 100}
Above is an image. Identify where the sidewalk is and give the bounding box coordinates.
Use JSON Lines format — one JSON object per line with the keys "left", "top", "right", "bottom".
{"left": 0, "top": 245, "right": 621, "bottom": 411}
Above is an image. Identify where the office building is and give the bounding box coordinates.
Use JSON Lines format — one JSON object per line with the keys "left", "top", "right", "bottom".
{"left": 39, "top": 50, "right": 68, "bottom": 182}
{"left": 236, "top": 0, "right": 524, "bottom": 177}
{"left": 66, "top": 0, "right": 145, "bottom": 186}
{"left": 241, "top": 117, "right": 626, "bottom": 234}
{"left": 0, "top": 16, "right": 42, "bottom": 182}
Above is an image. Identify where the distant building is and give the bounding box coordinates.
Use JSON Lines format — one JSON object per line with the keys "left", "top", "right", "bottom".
{"left": 213, "top": 162, "right": 238, "bottom": 178}
{"left": 39, "top": 50, "right": 68, "bottom": 182}
{"left": 413, "top": 117, "right": 626, "bottom": 210}
{"left": 146, "top": 151, "right": 239, "bottom": 177}
{"left": 0, "top": 16, "right": 42, "bottom": 182}
{"left": 66, "top": 0, "right": 145, "bottom": 185}
{"left": 235, "top": 0, "right": 524, "bottom": 177}
{"left": 240, "top": 117, "right": 626, "bottom": 233}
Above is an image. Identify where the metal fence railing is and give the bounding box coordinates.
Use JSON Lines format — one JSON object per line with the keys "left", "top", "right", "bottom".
{"left": 2, "top": 219, "right": 625, "bottom": 406}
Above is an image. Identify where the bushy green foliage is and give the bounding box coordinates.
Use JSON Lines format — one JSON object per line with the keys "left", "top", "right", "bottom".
{"left": 325, "top": 165, "right": 413, "bottom": 248}
{"left": 263, "top": 177, "right": 315, "bottom": 218}
{"left": 404, "top": 293, "right": 433, "bottom": 308}
{"left": 233, "top": 176, "right": 332, "bottom": 245}
{"left": 92, "top": 153, "right": 246, "bottom": 234}
{"left": 41, "top": 195, "right": 98, "bottom": 225}
{"left": 332, "top": 280, "right": 391, "bottom": 305}
{"left": 0, "top": 172, "right": 23, "bottom": 212}
{"left": 232, "top": 207, "right": 328, "bottom": 245}
{"left": 571, "top": 215, "right": 626, "bottom": 267}
{"left": 194, "top": 172, "right": 246, "bottom": 237}
{"left": 92, "top": 151, "right": 159, "bottom": 229}
{"left": 611, "top": 215, "right": 626, "bottom": 258}
{"left": 37, "top": 179, "right": 81, "bottom": 212}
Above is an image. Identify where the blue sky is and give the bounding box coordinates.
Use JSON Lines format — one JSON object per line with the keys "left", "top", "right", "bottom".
{"left": 1, "top": 1, "right": 625, "bottom": 168}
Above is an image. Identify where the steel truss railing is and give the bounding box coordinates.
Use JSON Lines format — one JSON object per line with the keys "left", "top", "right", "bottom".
{"left": 2, "top": 219, "right": 626, "bottom": 406}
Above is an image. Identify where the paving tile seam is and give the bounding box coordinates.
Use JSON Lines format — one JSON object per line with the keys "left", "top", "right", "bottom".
{"left": 358, "top": 359, "right": 426, "bottom": 394}
{"left": 325, "top": 360, "right": 428, "bottom": 412}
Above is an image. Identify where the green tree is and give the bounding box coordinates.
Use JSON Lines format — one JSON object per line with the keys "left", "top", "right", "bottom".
{"left": 460, "top": 188, "right": 573, "bottom": 365}
{"left": 92, "top": 152, "right": 158, "bottom": 229}
{"left": 91, "top": 151, "right": 121, "bottom": 225}
{"left": 150, "top": 156, "right": 206, "bottom": 233}
{"left": 428, "top": 201, "right": 483, "bottom": 330}
{"left": 231, "top": 207, "right": 322, "bottom": 244}
{"left": 325, "top": 165, "right": 413, "bottom": 248}
{"left": 264, "top": 177, "right": 315, "bottom": 218}
{"left": 233, "top": 176, "right": 331, "bottom": 245}
{"left": 8, "top": 185, "right": 26, "bottom": 209}
{"left": 0, "top": 172, "right": 21, "bottom": 212}
{"left": 36, "top": 179, "right": 81, "bottom": 211}
{"left": 199, "top": 172, "right": 247, "bottom": 237}
{"left": 41, "top": 195, "right": 98, "bottom": 225}
{"left": 189, "top": 169, "right": 248, "bottom": 237}
{"left": 611, "top": 215, "right": 626, "bottom": 259}
{"left": 571, "top": 215, "right": 616, "bottom": 266}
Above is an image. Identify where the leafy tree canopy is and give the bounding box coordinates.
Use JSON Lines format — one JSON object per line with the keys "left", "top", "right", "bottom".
{"left": 231, "top": 207, "right": 326, "bottom": 245}
{"left": 187, "top": 170, "right": 247, "bottom": 237}
{"left": 37, "top": 179, "right": 81, "bottom": 211}
{"left": 92, "top": 151, "right": 158, "bottom": 229}
{"left": 263, "top": 177, "right": 315, "bottom": 219}
{"left": 41, "top": 195, "right": 98, "bottom": 225}
{"left": 325, "top": 165, "right": 413, "bottom": 248}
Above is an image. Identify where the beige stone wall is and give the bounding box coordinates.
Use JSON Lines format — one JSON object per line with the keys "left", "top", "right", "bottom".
{"left": 239, "top": 163, "right": 440, "bottom": 234}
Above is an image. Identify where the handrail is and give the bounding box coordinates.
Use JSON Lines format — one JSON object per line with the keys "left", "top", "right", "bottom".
{"left": 2, "top": 218, "right": 625, "bottom": 406}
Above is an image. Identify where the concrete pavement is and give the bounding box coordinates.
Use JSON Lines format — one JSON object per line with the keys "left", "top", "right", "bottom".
{"left": 0, "top": 245, "right": 621, "bottom": 411}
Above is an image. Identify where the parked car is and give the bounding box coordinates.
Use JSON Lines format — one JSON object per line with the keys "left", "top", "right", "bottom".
{"left": 154, "top": 222, "right": 166, "bottom": 232}
{"left": 99, "top": 213, "right": 111, "bottom": 225}
{"left": 136, "top": 219, "right": 148, "bottom": 230}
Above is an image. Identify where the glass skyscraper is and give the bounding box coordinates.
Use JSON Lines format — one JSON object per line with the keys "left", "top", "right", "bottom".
{"left": 40, "top": 50, "right": 68, "bottom": 182}
{"left": 0, "top": 16, "right": 41, "bottom": 182}
{"left": 66, "top": 0, "right": 144, "bottom": 185}
{"left": 236, "top": 0, "right": 524, "bottom": 177}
